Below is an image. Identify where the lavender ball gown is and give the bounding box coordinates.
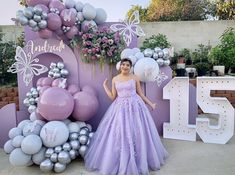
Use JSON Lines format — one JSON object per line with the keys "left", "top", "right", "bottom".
{"left": 85, "top": 79, "right": 168, "bottom": 175}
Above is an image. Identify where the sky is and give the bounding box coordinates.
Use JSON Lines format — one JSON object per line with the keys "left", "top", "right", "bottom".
{"left": 0, "top": 0, "right": 150, "bottom": 25}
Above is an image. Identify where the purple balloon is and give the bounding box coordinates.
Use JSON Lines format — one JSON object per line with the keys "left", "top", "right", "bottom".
{"left": 38, "top": 87, "right": 74, "bottom": 121}
{"left": 47, "top": 13, "right": 62, "bottom": 31}
{"left": 52, "top": 78, "right": 67, "bottom": 88}
{"left": 41, "top": 77, "right": 53, "bottom": 86}
{"left": 38, "top": 28, "right": 53, "bottom": 39}
{"left": 35, "top": 4, "right": 49, "bottom": 13}
{"left": 26, "top": 0, "right": 50, "bottom": 6}
{"left": 60, "top": 9, "right": 76, "bottom": 27}
{"left": 65, "top": 26, "right": 78, "bottom": 39}
{"left": 67, "top": 84, "right": 80, "bottom": 95}
{"left": 39, "top": 85, "right": 50, "bottom": 95}
{"left": 55, "top": 28, "right": 64, "bottom": 36}
{"left": 72, "top": 91, "right": 99, "bottom": 121}
{"left": 35, "top": 109, "right": 46, "bottom": 121}
{"left": 49, "top": 0, "right": 65, "bottom": 13}
{"left": 36, "top": 77, "right": 45, "bottom": 87}
{"left": 82, "top": 85, "right": 97, "bottom": 97}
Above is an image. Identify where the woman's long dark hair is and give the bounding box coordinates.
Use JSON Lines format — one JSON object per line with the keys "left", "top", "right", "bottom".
{"left": 120, "top": 58, "right": 132, "bottom": 67}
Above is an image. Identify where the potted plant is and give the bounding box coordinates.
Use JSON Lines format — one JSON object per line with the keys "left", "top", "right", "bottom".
{"left": 209, "top": 27, "right": 235, "bottom": 74}
{"left": 194, "top": 62, "right": 210, "bottom": 76}
{"left": 179, "top": 48, "right": 192, "bottom": 65}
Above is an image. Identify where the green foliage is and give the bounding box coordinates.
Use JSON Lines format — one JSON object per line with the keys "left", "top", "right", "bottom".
{"left": 140, "top": 33, "right": 171, "bottom": 50}
{"left": 126, "top": 5, "right": 148, "bottom": 22}
{"left": 192, "top": 44, "right": 211, "bottom": 64}
{"left": 179, "top": 48, "right": 191, "bottom": 61}
{"left": 0, "top": 41, "right": 17, "bottom": 85}
{"left": 216, "top": 0, "right": 235, "bottom": 20}
{"left": 146, "top": 0, "right": 216, "bottom": 21}
{"left": 209, "top": 27, "right": 235, "bottom": 70}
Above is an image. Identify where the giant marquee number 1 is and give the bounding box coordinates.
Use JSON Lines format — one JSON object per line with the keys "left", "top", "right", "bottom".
{"left": 163, "top": 77, "right": 235, "bottom": 144}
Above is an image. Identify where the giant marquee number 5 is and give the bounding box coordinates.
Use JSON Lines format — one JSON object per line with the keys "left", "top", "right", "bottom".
{"left": 163, "top": 77, "right": 235, "bottom": 144}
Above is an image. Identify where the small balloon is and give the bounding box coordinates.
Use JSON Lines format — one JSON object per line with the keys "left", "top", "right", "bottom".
{"left": 40, "top": 159, "right": 54, "bottom": 173}
{"left": 54, "top": 162, "right": 66, "bottom": 173}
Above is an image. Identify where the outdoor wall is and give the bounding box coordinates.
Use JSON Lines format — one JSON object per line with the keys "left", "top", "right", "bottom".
{"left": 139, "top": 20, "right": 235, "bottom": 52}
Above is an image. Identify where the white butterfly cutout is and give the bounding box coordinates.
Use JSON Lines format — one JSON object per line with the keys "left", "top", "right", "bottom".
{"left": 155, "top": 71, "right": 168, "bottom": 87}
{"left": 110, "top": 10, "right": 145, "bottom": 47}
{"left": 7, "top": 46, "right": 48, "bottom": 86}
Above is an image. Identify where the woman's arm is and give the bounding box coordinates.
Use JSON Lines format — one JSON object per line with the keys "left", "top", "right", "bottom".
{"left": 103, "top": 78, "right": 117, "bottom": 101}
{"left": 135, "top": 76, "right": 156, "bottom": 110}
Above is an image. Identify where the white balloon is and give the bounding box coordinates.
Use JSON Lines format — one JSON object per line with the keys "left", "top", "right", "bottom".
{"left": 116, "top": 61, "right": 121, "bottom": 71}
{"left": 134, "top": 52, "right": 145, "bottom": 60}
{"left": 76, "top": 12, "right": 84, "bottom": 22}
{"left": 23, "top": 122, "right": 42, "bottom": 136}
{"left": 75, "top": 2, "right": 84, "bottom": 12}
{"left": 8, "top": 127, "right": 22, "bottom": 139}
{"left": 65, "top": 0, "right": 76, "bottom": 8}
{"left": 82, "top": 3, "right": 96, "bottom": 20}
{"left": 30, "top": 112, "right": 37, "bottom": 121}
{"left": 32, "top": 147, "right": 46, "bottom": 165}
{"left": 4, "top": 140, "right": 15, "bottom": 154}
{"left": 9, "top": 148, "right": 32, "bottom": 166}
{"left": 68, "top": 122, "right": 80, "bottom": 133}
{"left": 12, "top": 135, "right": 24, "bottom": 148}
{"left": 132, "top": 48, "right": 141, "bottom": 54}
{"left": 128, "top": 55, "right": 137, "bottom": 65}
{"left": 17, "top": 120, "right": 31, "bottom": 130}
{"left": 121, "top": 48, "right": 134, "bottom": 59}
{"left": 134, "top": 58, "right": 160, "bottom": 82}
{"left": 21, "top": 135, "right": 42, "bottom": 155}
{"left": 94, "top": 8, "right": 107, "bottom": 24}
{"left": 40, "top": 121, "right": 69, "bottom": 147}
{"left": 81, "top": 20, "right": 97, "bottom": 32}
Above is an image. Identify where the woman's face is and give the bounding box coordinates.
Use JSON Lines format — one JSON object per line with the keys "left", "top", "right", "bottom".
{"left": 120, "top": 61, "right": 131, "bottom": 74}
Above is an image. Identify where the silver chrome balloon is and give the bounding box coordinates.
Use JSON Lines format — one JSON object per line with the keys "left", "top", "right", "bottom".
{"left": 79, "top": 135, "right": 88, "bottom": 145}
{"left": 60, "top": 69, "right": 69, "bottom": 77}
{"left": 23, "top": 98, "right": 30, "bottom": 107}
{"left": 154, "top": 47, "right": 162, "bottom": 53}
{"left": 45, "top": 148, "right": 54, "bottom": 158}
{"left": 62, "top": 143, "right": 71, "bottom": 151}
{"left": 54, "top": 146, "right": 62, "bottom": 153}
{"left": 26, "top": 92, "right": 32, "bottom": 98}
{"left": 69, "top": 150, "right": 77, "bottom": 160}
{"left": 69, "top": 133, "right": 79, "bottom": 140}
{"left": 29, "top": 98, "right": 35, "bottom": 105}
{"left": 153, "top": 52, "right": 159, "bottom": 59}
{"left": 54, "top": 162, "right": 66, "bottom": 173}
{"left": 58, "top": 151, "right": 71, "bottom": 164}
{"left": 50, "top": 62, "right": 57, "bottom": 69}
{"left": 143, "top": 48, "right": 153, "bottom": 57}
{"left": 70, "top": 140, "right": 80, "bottom": 150}
{"left": 40, "top": 159, "right": 54, "bottom": 173}
{"left": 57, "top": 62, "right": 65, "bottom": 69}
{"left": 156, "top": 58, "right": 164, "bottom": 66}
{"left": 33, "top": 6, "right": 43, "bottom": 15}
{"left": 79, "top": 145, "right": 87, "bottom": 157}
{"left": 89, "top": 132, "right": 94, "bottom": 138}
{"left": 50, "top": 153, "right": 58, "bottom": 163}
{"left": 79, "top": 128, "right": 89, "bottom": 136}
{"left": 164, "top": 59, "right": 171, "bottom": 66}
{"left": 158, "top": 50, "right": 164, "bottom": 58}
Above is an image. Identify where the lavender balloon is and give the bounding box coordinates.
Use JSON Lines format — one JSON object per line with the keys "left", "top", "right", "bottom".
{"left": 72, "top": 91, "right": 99, "bottom": 121}
{"left": 60, "top": 9, "right": 76, "bottom": 27}
{"left": 38, "top": 87, "right": 74, "bottom": 121}
{"left": 47, "top": 13, "right": 62, "bottom": 31}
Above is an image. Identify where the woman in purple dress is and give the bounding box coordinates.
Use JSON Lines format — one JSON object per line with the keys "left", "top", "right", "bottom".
{"left": 85, "top": 58, "right": 168, "bottom": 175}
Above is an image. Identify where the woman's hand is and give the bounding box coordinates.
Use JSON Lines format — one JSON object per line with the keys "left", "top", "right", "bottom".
{"left": 150, "top": 103, "right": 157, "bottom": 110}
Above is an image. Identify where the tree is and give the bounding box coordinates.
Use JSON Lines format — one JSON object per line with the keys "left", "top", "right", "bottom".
{"left": 126, "top": 5, "right": 148, "bottom": 22}
{"left": 216, "top": 0, "right": 235, "bottom": 20}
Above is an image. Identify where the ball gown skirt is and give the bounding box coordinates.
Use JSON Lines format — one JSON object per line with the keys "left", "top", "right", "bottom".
{"left": 85, "top": 79, "right": 168, "bottom": 175}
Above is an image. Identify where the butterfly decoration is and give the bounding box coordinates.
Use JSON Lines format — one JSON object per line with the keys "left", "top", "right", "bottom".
{"left": 155, "top": 71, "right": 169, "bottom": 87}
{"left": 7, "top": 46, "right": 48, "bottom": 86}
{"left": 110, "top": 10, "right": 145, "bottom": 47}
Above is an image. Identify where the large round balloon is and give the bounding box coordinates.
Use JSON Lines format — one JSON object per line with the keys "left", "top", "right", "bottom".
{"left": 81, "top": 20, "right": 97, "bottom": 32}
{"left": 40, "top": 121, "right": 69, "bottom": 147}
{"left": 34, "top": 4, "right": 49, "bottom": 13}
{"left": 94, "top": 8, "right": 107, "bottom": 24}
{"left": 72, "top": 91, "right": 99, "bottom": 121}
{"left": 9, "top": 148, "right": 32, "bottom": 166}
{"left": 82, "top": 3, "right": 96, "bottom": 20}
{"left": 26, "top": 0, "right": 50, "bottom": 6}
{"left": 38, "top": 28, "right": 53, "bottom": 39}
{"left": 60, "top": 9, "right": 76, "bottom": 27}
{"left": 37, "top": 87, "right": 74, "bottom": 121}
{"left": 47, "top": 13, "right": 62, "bottom": 31}
{"left": 65, "top": 26, "right": 79, "bottom": 39}
{"left": 134, "top": 57, "right": 160, "bottom": 82}
{"left": 49, "top": 0, "right": 65, "bottom": 13}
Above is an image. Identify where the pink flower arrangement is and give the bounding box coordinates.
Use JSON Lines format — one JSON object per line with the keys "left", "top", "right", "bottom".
{"left": 81, "top": 27, "right": 125, "bottom": 65}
